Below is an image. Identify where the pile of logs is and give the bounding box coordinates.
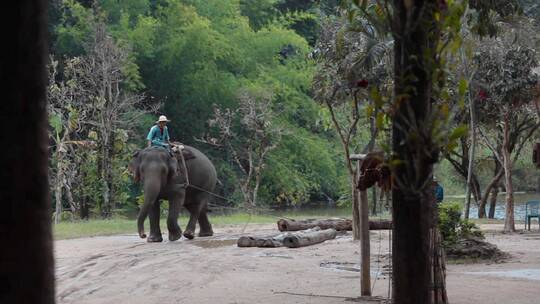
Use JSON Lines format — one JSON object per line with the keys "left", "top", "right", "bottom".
{"left": 277, "top": 218, "right": 392, "bottom": 232}
{"left": 238, "top": 227, "right": 337, "bottom": 248}
{"left": 237, "top": 218, "right": 392, "bottom": 248}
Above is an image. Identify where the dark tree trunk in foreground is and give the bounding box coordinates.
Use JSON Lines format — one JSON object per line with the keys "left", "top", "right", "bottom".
{"left": 392, "top": 1, "right": 439, "bottom": 303}
{"left": 0, "top": 1, "right": 55, "bottom": 303}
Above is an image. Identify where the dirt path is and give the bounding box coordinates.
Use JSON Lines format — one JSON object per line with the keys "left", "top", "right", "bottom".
{"left": 55, "top": 224, "right": 540, "bottom": 304}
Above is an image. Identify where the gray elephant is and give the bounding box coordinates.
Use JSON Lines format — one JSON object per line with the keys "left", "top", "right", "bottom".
{"left": 129, "top": 145, "right": 216, "bottom": 242}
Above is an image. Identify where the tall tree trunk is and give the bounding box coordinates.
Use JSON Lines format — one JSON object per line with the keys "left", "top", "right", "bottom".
{"left": 392, "top": 1, "right": 439, "bottom": 303}
{"left": 502, "top": 115, "right": 515, "bottom": 232}
{"left": 464, "top": 97, "right": 476, "bottom": 219}
{"left": 64, "top": 183, "right": 77, "bottom": 214}
{"left": 78, "top": 154, "right": 90, "bottom": 220}
{"left": 100, "top": 129, "right": 114, "bottom": 218}
{"left": 108, "top": 130, "right": 116, "bottom": 211}
{"left": 478, "top": 157, "right": 503, "bottom": 218}
{"left": 253, "top": 166, "right": 262, "bottom": 208}
{"left": 488, "top": 185, "right": 499, "bottom": 219}
{"left": 54, "top": 146, "right": 65, "bottom": 224}
{"left": 1, "top": 1, "right": 55, "bottom": 302}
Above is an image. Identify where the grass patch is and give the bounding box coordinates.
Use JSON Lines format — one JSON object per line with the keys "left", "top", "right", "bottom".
{"left": 55, "top": 213, "right": 286, "bottom": 240}
{"left": 53, "top": 209, "right": 387, "bottom": 240}
{"left": 54, "top": 219, "right": 136, "bottom": 240}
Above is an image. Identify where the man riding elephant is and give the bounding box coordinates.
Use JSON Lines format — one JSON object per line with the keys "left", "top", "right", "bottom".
{"left": 131, "top": 116, "right": 216, "bottom": 242}
{"left": 147, "top": 115, "right": 172, "bottom": 149}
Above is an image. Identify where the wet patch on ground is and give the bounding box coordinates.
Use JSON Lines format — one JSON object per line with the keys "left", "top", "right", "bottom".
{"left": 463, "top": 268, "right": 540, "bottom": 281}
{"left": 320, "top": 261, "right": 387, "bottom": 277}
{"left": 189, "top": 239, "right": 237, "bottom": 248}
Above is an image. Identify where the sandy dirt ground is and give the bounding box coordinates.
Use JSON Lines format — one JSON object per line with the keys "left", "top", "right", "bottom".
{"left": 54, "top": 223, "right": 540, "bottom": 304}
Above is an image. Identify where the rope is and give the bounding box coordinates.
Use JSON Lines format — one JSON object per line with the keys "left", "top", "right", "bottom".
{"left": 178, "top": 146, "right": 190, "bottom": 186}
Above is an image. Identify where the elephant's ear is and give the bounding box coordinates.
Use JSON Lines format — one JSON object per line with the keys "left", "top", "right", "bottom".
{"left": 129, "top": 151, "right": 142, "bottom": 183}
{"left": 167, "top": 154, "right": 178, "bottom": 181}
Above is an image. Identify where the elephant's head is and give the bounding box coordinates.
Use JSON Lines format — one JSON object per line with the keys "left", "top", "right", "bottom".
{"left": 129, "top": 147, "right": 178, "bottom": 239}
{"left": 129, "top": 148, "right": 178, "bottom": 184}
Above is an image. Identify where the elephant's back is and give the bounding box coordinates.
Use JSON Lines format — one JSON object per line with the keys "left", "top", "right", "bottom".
{"left": 183, "top": 145, "right": 217, "bottom": 191}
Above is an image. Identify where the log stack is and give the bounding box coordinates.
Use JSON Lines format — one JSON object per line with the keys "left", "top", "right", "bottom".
{"left": 277, "top": 218, "right": 391, "bottom": 232}
{"left": 237, "top": 227, "right": 337, "bottom": 248}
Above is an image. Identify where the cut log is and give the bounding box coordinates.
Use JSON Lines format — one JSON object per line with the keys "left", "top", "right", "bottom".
{"left": 277, "top": 218, "right": 391, "bottom": 232}
{"left": 282, "top": 228, "right": 337, "bottom": 248}
{"left": 237, "top": 227, "right": 337, "bottom": 248}
{"left": 237, "top": 232, "right": 290, "bottom": 248}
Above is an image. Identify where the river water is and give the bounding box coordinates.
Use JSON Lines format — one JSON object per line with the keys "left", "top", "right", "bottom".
{"left": 453, "top": 193, "right": 540, "bottom": 220}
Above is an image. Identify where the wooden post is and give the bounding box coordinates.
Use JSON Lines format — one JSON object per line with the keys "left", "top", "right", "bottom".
{"left": 360, "top": 189, "right": 371, "bottom": 296}
{"left": 351, "top": 154, "right": 371, "bottom": 297}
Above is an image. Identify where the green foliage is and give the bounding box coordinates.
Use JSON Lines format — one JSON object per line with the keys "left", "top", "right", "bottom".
{"left": 47, "top": 0, "right": 540, "bottom": 217}
{"left": 47, "top": 0, "right": 352, "bottom": 212}
{"left": 438, "top": 202, "right": 484, "bottom": 247}
{"left": 239, "top": 0, "right": 279, "bottom": 30}
{"left": 53, "top": 0, "right": 95, "bottom": 56}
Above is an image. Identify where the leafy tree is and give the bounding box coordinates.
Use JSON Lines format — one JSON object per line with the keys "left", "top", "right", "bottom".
{"left": 52, "top": 0, "right": 95, "bottom": 56}
{"left": 473, "top": 30, "right": 539, "bottom": 232}
{"left": 200, "top": 88, "right": 284, "bottom": 208}
{"left": 239, "top": 0, "right": 279, "bottom": 30}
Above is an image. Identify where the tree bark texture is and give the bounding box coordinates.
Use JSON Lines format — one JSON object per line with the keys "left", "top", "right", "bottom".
{"left": 477, "top": 162, "right": 503, "bottom": 218}
{"left": 464, "top": 98, "right": 476, "bottom": 219}
{"left": 430, "top": 228, "right": 448, "bottom": 304}
{"left": 54, "top": 146, "right": 64, "bottom": 224}
{"left": 392, "top": 1, "right": 439, "bottom": 303}
{"left": 488, "top": 185, "right": 499, "bottom": 219}
{"left": 277, "top": 218, "right": 392, "bottom": 232}
{"left": 0, "top": 1, "right": 55, "bottom": 303}
{"left": 282, "top": 228, "right": 337, "bottom": 248}
{"left": 502, "top": 116, "right": 515, "bottom": 232}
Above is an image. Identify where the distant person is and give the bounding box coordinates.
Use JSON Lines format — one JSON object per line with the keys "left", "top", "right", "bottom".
{"left": 433, "top": 176, "right": 444, "bottom": 204}
{"left": 147, "top": 115, "right": 171, "bottom": 149}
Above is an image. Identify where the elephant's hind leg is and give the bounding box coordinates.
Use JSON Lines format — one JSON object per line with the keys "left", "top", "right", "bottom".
{"left": 147, "top": 199, "right": 163, "bottom": 242}
{"left": 183, "top": 192, "right": 210, "bottom": 240}
{"left": 198, "top": 205, "right": 213, "bottom": 237}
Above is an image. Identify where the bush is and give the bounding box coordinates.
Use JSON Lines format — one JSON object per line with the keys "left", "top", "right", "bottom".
{"left": 438, "top": 202, "right": 483, "bottom": 247}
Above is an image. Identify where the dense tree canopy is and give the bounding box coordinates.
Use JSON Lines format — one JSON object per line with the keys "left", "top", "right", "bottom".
{"left": 47, "top": 0, "right": 351, "bottom": 218}
{"left": 47, "top": 0, "right": 539, "bottom": 220}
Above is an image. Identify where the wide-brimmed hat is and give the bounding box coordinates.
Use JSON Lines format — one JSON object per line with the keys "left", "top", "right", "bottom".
{"left": 156, "top": 115, "right": 170, "bottom": 123}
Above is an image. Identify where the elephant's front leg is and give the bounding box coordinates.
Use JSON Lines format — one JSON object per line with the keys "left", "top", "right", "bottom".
{"left": 147, "top": 199, "right": 163, "bottom": 242}
{"left": 167, "top": 190, "right": 185, "bottom": 241}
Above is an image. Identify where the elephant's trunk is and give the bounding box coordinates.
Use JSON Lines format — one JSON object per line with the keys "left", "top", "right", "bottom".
{"left": 137, "top": 172, "right": 162, "bottom": 239}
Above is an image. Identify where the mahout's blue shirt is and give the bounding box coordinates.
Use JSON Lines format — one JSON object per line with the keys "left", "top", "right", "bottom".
{"left": 147, "top": 125, "right": 170, "bottom": 148}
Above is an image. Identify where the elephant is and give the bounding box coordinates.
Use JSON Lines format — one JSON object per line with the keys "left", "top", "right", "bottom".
{"left": 129, "top": 145, "right": 217, "bottom": 242}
